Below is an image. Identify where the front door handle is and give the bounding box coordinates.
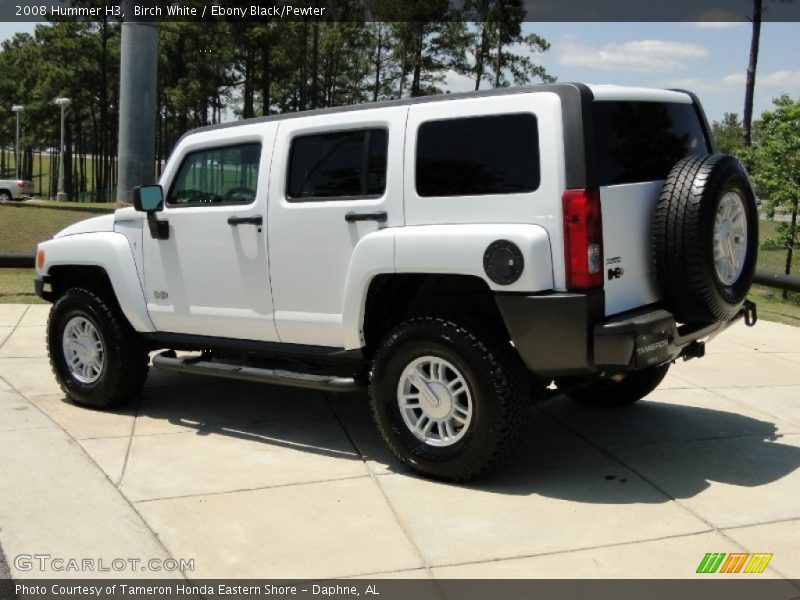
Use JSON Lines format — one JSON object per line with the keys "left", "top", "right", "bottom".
{"left": 228, "top": 215, "right": 263, "bottom": 226}
{"left": 344, "top": 211, "right": 387, "bottom": 223}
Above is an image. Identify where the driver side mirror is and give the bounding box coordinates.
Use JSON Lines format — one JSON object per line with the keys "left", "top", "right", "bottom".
{"left": 133, "top": 185, "right": 164, "bottom": 212}
{"left": 133, "top": 185, "right": 169, "bottom": 240}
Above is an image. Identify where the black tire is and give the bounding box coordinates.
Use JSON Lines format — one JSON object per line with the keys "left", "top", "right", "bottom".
{"left": 569, "top": 363, "right": 670, "bottom": 408}
{"left": 653, "top": 154, "right": 758, "bottom": 323}
{"left": 0, "top": 190, "right": 12, "bottom": 202}
{"left": 369, "top": 317, "right": 530, "bottom": 481}
{"left": 47, "top": 288, "right": 149, "bottom": 408}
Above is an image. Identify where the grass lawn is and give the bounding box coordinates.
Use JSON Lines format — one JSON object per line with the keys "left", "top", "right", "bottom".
{"left": 0, "top": 201, "right": 115, "bottom": 255}
{"left": 748, "top": 285, "right": 800, "bottom": 327}
{"left": 4, "top": 152, "right": 103, "bottom": 201}
{"left": 5, "top": 153, "right": 164, "bottom": 202}
{"left": 0, "top": 269, "right": 43, "bottom": 304}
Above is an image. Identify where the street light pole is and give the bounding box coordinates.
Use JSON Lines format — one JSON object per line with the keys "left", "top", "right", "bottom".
{"left": 54, "top": 98, "right": 71, "bottom": 201}
{"left": 11, "top": 105, "right": 24, "bottom": 180}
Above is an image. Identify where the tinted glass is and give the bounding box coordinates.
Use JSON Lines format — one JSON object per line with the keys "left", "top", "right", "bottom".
{"left": 287, "top": 129, "right": 388, "bottom": 200}
{"left": 592, "top": 102, "right": 710, "bottom": 186}
{"left": 168, "top": 144, "right": 261, "bottom": 206}
{"left": 416, "top": 114, "right": 540, "bottom": 197}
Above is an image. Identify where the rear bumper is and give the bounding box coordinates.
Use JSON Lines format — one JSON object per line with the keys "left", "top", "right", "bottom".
{"left": 495, "top": 291, "right": 751, "bottom": 377}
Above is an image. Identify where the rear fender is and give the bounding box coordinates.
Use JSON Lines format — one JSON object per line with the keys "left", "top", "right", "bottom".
{"left": 342, "top": 224, "right": 554, "bottom": 350}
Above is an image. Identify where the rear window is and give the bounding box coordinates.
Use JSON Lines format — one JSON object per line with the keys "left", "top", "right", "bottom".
{"left": 416, "top": 113, "right": 540, "bottom": 197}
{"left": 592, "top": 101, "right": 710, "bottom": 186}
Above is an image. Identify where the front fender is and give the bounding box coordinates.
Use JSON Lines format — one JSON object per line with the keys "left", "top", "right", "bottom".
{"left": 36, "top": 232, "right": 155, "bottom": 332}
{"left": 341, "top": 224, "right": 554, "bottom": 350}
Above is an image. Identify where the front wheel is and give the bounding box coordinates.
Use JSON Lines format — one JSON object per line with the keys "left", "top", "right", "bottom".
{"left": 369, "top": 318, "right": 530, "bottom": 481}
{"left": 567, "top": 363, "right": 670, "bottom": 408}
{"left": 47, "top": 288, "right": 149, "bottom": 408}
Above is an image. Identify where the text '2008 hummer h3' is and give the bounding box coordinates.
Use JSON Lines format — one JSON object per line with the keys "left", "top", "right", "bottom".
{"left": 35, "top": 83, "right": 759, "bottom": 481}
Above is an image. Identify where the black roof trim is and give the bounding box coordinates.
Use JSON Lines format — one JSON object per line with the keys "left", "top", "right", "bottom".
{"left": 177, "top": 82, "right": 595, "bottom": 190}
{"left": 180, "top": 82, "right": 591, "bottom": 138}
{"left": 668, "top": 88, "right": 717, "bottom": 154}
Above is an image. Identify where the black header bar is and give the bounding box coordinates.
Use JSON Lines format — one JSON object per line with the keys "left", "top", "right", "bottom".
{"left": 1, "top": 0, "right": 799, "bottom": 23}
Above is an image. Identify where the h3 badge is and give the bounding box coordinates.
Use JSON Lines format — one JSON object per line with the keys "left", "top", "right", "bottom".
{"left": 607, "top": 256, "right": 624, "bottom": 280}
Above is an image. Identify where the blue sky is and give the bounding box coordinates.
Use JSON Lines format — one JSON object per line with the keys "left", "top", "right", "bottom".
{"left": 2, "top": 20, "right": 798, "bottom": 123}
{"left": 449, "top": 22, "right": 800, "bottom": 123}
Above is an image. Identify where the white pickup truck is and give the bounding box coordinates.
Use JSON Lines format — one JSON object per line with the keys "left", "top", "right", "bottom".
{"left": 0, "top": 178, "right": 31, "bottom": 201}
{"left": 34, "top": 84, "right": 758, "bottom": 480}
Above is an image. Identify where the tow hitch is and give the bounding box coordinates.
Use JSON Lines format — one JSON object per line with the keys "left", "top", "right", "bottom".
{"left": 743, "top": 300, "right": 757, "bottom": 327}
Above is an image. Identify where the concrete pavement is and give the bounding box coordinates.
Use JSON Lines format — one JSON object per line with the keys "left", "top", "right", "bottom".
{"left": 0, "top": 303, "right": 799, "bottom": 580}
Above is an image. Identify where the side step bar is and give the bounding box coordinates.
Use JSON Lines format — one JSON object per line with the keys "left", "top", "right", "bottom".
{"left": 152, "top": 351, "right": 364, "bottom": 393}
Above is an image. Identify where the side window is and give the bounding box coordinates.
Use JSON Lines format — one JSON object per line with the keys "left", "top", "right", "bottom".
{"left": 416, "top": 113, "right": 540, "bottom": 197}
{"left": 287, "top": 129, "right": 388, "bottom": 201}
{"left": 168, "top": 143, "right": 261, "bottom": 206}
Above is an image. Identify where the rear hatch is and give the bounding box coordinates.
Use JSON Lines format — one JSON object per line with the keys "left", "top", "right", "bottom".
{"left": 592, "top": 97, "right": 712, "bottom": 316}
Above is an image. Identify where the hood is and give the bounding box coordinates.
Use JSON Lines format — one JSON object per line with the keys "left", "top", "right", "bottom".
{"left": 54, "top": 213, "right": 116, "bottom": 238}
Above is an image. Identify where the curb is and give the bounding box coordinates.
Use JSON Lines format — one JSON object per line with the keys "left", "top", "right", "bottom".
{"left": 0, "top": 254, "right": 34, "bottom": 269}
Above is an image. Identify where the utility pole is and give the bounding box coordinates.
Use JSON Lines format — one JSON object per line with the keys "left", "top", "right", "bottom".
{"left": 54, "top": 97, "right": 71, "bottom": 201}
{"left": 11, "top": 105, "right": 24, "bottom": 180}
{"left": 116, "top": 0, "right": 158, "bottom": 204}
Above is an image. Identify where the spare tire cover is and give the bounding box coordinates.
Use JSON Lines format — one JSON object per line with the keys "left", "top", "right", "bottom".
{"left": 653, "top": 154, "right": 758, "bottom": 323}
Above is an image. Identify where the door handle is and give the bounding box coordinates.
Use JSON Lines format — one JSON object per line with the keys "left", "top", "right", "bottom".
{"left": 344, "top": 211, "right": 387, "bottom": 223}
{"left": 228, "top": 215, "right": 263, "bottom": 226}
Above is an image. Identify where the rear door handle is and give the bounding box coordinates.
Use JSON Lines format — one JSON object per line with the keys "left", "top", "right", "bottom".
{"left": 228, "top": 215, "right": 263, "bottom": 226}
{"left": 344, "top": 211, "right": 387, "bottom": 223}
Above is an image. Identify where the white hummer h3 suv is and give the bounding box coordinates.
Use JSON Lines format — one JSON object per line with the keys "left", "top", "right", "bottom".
{"left": 35, "top": 84, "right": 758, "bottom": 481}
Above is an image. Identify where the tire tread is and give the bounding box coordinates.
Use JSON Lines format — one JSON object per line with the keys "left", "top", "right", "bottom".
{"left": 47, "top": 288, "right": 149, "bottom": 408}
{"left": 369, "top": 317, "right": 529, "bottom": 481}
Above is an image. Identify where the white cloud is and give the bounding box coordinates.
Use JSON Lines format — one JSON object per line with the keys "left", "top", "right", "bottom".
{"left": 443, "top": 70, "right": 476, "bottom": 93}
{"left": 724, "top": 72, "right": 746, "bottom": 86}
{"left": 557, "top": 39, "right": 709, "bottom": 72}
{"left": 692, "top": 21, "right": 744, "bottom": 29}
{"left": 759, "top": 69, "right": 800, "bottom": 87}
{"left": 724, "top": 69, "right": 800, "bottom": 88}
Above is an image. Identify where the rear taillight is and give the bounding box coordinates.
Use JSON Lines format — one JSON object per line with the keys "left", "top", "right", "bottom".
{"left": 17, "top": 181, "right": 24, "bottom": 188}
{"left": 562, "top": 188, "right": 604, "bottom": 291}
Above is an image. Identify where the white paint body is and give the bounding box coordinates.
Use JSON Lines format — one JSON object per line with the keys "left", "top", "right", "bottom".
{"left": 37, "top": 85, "right": 699, "bottom": 351}
{"left": 593, "top": 88, "right": 693, "bottom": 315}
{"left": 140, "top": 123, "right": 280, "bottom": 341}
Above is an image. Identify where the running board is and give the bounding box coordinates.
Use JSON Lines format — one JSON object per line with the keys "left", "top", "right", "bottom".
{"left": 152, "top": 351, "right": 364, "bottom": 393}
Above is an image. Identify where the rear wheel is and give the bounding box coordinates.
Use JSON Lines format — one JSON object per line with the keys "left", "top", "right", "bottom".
{"left": 568, "top": 363, "right": 670, "bottom": 408}
{"left": 0, "top": 190, "right": 12, "bottom": 202}
{"left": 47, "top": 288, "right": 149, "bottom": 408}
{"left": 369, "top": 318, "right": 529, "bottom": 481}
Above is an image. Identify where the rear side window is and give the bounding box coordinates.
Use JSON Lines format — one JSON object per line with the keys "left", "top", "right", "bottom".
{"left": 416, "top": 114, "right": 540, "bottom": 197}
{"left": 287, "top": 129, "right": 388, "bottom": 200}
{"left": 592, "top": 102, "right": 710, "bottom": 186}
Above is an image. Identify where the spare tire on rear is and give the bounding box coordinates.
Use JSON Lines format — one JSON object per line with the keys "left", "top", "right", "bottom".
{"left": 653, "top": 154, "right": 758, "bottom": 323}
